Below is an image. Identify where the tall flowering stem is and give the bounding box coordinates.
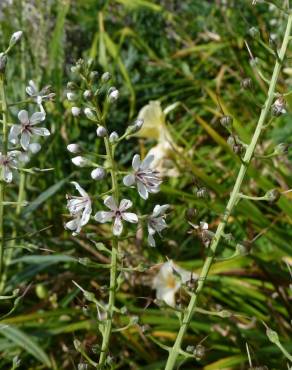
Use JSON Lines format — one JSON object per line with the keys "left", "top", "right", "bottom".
{"left": 0, "top": 73, "right": 8, "bottom": 276}
{"left": 165, "top": 11, "right": 292, "bottom": 370}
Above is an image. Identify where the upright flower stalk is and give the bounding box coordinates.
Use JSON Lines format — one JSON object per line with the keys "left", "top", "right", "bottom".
{"left": 165, "top": 10, "right": 292, "bottom": 370}
{"left": 65, "top": 60, "right": 168, "bottom": 367}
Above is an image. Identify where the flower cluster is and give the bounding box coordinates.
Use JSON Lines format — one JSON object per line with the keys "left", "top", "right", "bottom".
{"left": 64, "top": 59, "right": 169, "bottom": 247}
{"left": 0, "top": 31, "right": 53, "bottom": 183}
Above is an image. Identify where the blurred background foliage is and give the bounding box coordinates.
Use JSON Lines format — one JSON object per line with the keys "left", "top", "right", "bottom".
{"left": 0, "top": 0, "right": 291, "bottom": 369}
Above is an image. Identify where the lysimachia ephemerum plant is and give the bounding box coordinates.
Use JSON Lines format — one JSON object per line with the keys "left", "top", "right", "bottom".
{"left": 164, "top": 4, "right": 292, "bottom": 370}
{"left": 64, "top": 58, "right": 169, "bottom": 367}
{"left": 0, "top": 31, "right": 53, "bottom": 298}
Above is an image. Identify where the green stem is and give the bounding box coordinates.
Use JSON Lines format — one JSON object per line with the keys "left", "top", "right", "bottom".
{"left": 98, "top": 137, "right": 119, "bottom": 367}
{"left": 0, "top": 74, "right": 8, "bottom": 278}
{"left": 165, "top": 12, "right": 292, "bottom": 370}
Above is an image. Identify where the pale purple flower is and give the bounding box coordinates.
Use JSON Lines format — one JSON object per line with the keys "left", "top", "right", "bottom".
{"left": 147, "top": 204, "right": 169, "bottom": 247}
{"left": 0, "top": 151, "right": 20, "bottom": 183}
{"left": 65, "top": 182, "right": 92, "bottom": 235}
{"left": 94, "top": 196, "right": 138, "bottom": 236}
{"left": 123, "top": 154, "right": 162, "bottom": 200}
{"left": 9, "top": 110, "right": 50, "bottom": 150}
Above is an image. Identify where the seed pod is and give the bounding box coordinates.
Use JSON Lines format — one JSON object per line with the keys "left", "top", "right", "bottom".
{"left": 265, "top": 189, "right": 280, "bottom": 203}
{"left": 241, "top": 77, "right": 253, "bottom": 90}
{"left": 220, "top": 115, "right": 233, "bottom": 128}
{"left": 194, "top": 344, "right": 205, "bottom": 360}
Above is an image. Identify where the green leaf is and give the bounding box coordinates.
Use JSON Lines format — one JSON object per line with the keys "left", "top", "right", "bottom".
{"left": 0, "top": 325, "right": 51, "bottom": 367}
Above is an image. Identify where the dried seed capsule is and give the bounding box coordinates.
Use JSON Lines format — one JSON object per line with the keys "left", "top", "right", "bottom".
{"left": 240, "top": 77, "right": 253, "bottom": 90}
{"left": 194, "top": 344, "right": 205, "bottom": 360}
{"left": 220, "top": 115, "right": 233, "bottom": 128}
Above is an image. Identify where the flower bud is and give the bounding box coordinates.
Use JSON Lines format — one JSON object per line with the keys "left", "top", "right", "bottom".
{"left": 84, "top": 107, "right": 96, "bottom": 121}
{"left": 9, "top": 31, "right": 23, "bottom": 46}
{"left": 0, "top": 53, "right": 7, "bottom": 73}
{"left": 265, "top": 189, "right": 280, "bottom": 203}
{"left": 109, "top": 131, "right": 119, "bottom": 143}
{"left": 220, "top": 115, "right": 233, "bottom": 128}
{"left": 236, "top": 243, "right": 249, "bottom": 256}
{"left": 67, "top": 92, "right": 76, "bottom": 101}
{"left": 108, "top": 88, "right": 119, "bottom": 102}
{"left": 83, "top": 90, "right": 92, "bottom": 100}
{"left": 91, "top": 167, "right": 106, "bottom": 180}
{"left": 96, "top": 125, "right": 107, "bottom": 137}
{"left": 90, "top": 71, "right": 99, "bottom": 81}
{"left": 67, "top": 81, "right": 77, "bottom": 90}
{"left": 71, "top": 106, "right": 81, "bottom": 117}
{"left": 67, "top": 143, "right": 80, "bottom": 153}
{"left": 248, "top": 27, "right": 260, "bottom": 39}
{"left": 71, "top": 156, "right": 88, "bottom": 167}
{"left": 240, "top": 77, "right": 253, "bottom": 90}
{"left": 101, "top": 72, "right": 111, "bottom": 83}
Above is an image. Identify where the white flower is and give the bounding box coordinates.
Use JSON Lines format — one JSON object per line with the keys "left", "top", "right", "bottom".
{"left": 147, "top": 204, "right": 169, "bottom": 247}
{"left": 65, "top": 182, "right": 92, "bottom": 235}
{"left": 66, "top": 92, "right": 76, "bottom": 101}
{"left": 94, "top": 196, "right": 138, "bottom": 236}
{"left": 0, "top": 151, "right": 20, "bottom": 183}
{"left": 153, "top": 261, "right": 193, "bottom": 307}
{"left": 123, "top": 154, "right": 162, "bottom": 200}
{"left": 9, "top": 110, "right": 49, "bottom": 151}
{"left": 26, "top": 80, "right": 55, "bottom": 110}
{"left": 71, "top": 156, "right": 88, "bottom": 167}
{"left": 71, "top": 107, "right": 81, "bottom": 117}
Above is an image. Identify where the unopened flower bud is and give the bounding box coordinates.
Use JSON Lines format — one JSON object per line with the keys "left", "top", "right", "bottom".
{"left": 67, "top": 92, "right": 76, "bottom": 101}
{"left": 71, "top": 156, "right": 88, "bottom": 167}
{"left": 9, "top": 31, "right": 23, "bottom": 46}
{"left": 266, "top": 327, "right": 279, "bottom": 344}
{"left": 91, "top": 167, "right": 106, "bottom": 180}
{"left": 248, "top": 27, "right": 260, "bottom": 39}
{"left": 265, "top": 189, "right": 280, "bottom": 203}
{"left": 84, "top": 107, "right": 96, "bottom": 121}
{"left": 101, "top": 72, "right": 111, "bottom": 83}
{"left": 109, "top": 131, "right": 119, "bottom": 143}
{"left": 96, "top": 125, "right": 107, "bottom": 137}
{"left": 83, "top": 90, "right": 92, "bottom": 100}
{"left": 90, "top": 71, "right": 99, "bottom": 81}
{"left": 127, "top": 118, "right": 144, "bottom": 134}
{"left": 71, "top": 106, "right": 81, "bottom": 117}
{"left": 220, "top": 115, "right": 233, "bottom": 128}
{"left": 67, "top": 143, "right": 80, "bottom": 153}
{"left": 0, "top": 53, "right": 7, "bottom": 73}
{"left": 241, "top": 77, "right": 253, "bottom": 90}
{"left": 108, "top": 88, "right": 119, "bottom": 102}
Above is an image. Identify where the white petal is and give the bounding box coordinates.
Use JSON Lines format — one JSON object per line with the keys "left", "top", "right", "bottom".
{"left": 123, "top": 174, "right": 135, "bottom": 187}
{"left": 141, "top": 154, "right": 154, "bottom": 170}
{"left": 71, "top": 181, "right": 88, "bottom": 197}
{"left": 28, "top": 143, "right": 41, "bottom": 154}
{"left": 18, "top": 110, "right": 29, "bottom": 124}
{"left": 28, "top": 80, "right": 38, "bottom": 93}
{"left": 119, "top": 198, "right": 133, "bottom": 211}
{"left": 3, "top": 166, "right": 12, "bottom": 183}
{"left": 31, "top": 127, "right": 50, "bottom": 136}
{"left": 30, "top": 111, "right": 46, "bottom": 124}
{"left": 158, "top": 288, "right": 176, "bottom": 307}
{"left": 8, "top": 125, "right": 21, "bottom": 144}
{"left": 26, "top": 86, "right": 35, "bottom": 96}
{"left": 137, "top": 181, "right": 148, "bottom": 200}
{"left": 113, "top": 216, "right": 123, "bottom": 236}
{"left": 147, "top": 233, "right": 156, "bottom": 247}
{"left": 104, "top": 196, "right": 117, "bottom": 211}
{"left": 81, "top": 204, "right": 92, "bottom": 226}
{"left": 153, "top": 204, "right": 169, "bottom": 217}
{"left": 132, "top": 154, "right": 141, "bottom": 171}
{"left": 20, "top": 131, "right": 31, "bottom": 150}
{"left": 122, "top": 212, "right": 138, "bottom": 223}
{"left": 200, "top": 222, "right": 208, "bottom": 230}
{"left": 65, "top": 219, "right": 78, "bottom": 231}
{"left": 94, "top": 211, "right": 114, "bottom": 223}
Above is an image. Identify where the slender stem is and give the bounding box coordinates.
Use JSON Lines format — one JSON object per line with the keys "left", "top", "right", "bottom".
{"left": 98, "top": 137, "right": 119, "bottom": 366}
{"left": 0, "top": 73, "right": 8, "bottom": 278}
{"left": 165, "top": 12, "right": 292, "bottom": 370}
